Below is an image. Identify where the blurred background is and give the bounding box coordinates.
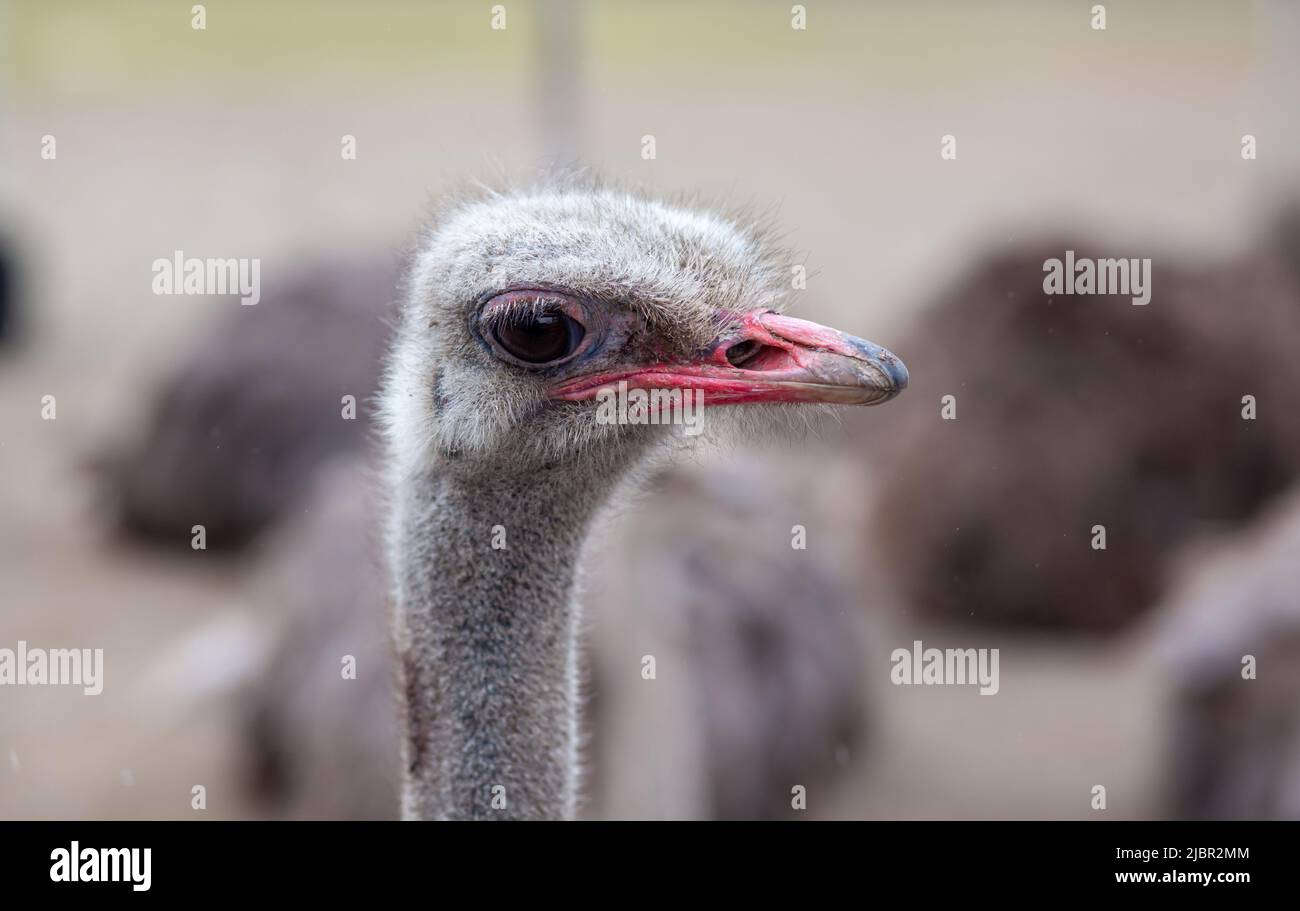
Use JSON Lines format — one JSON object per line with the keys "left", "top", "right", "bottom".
{"left": 2, "top": 0, "right": 1299, "bottom": 819}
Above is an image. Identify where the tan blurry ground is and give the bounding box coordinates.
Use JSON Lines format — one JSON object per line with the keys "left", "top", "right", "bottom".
{"left": 1, "top": 0, "right": 1297, "bottom": 818}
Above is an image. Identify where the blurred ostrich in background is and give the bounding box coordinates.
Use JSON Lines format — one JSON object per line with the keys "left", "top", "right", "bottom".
{"left": 867, "top": 213, "right": 1300, "bottom": 633}
{"left": 1153, "top": 487, "right": 1300, "bottom": 819}
{"left": 96, "top": 260, "right": 395, "bottom": 546}
{"left": 0, "top": 233, "right": 18, "bottom": 348}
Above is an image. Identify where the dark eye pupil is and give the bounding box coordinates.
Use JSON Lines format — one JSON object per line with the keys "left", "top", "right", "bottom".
{"left": 494, "top": 313, "right": 584, "bottom": 364}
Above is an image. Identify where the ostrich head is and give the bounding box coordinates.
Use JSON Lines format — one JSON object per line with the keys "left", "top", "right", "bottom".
{"left": 382, "top": 178, "right": 908, "bottom": 819}
{"left": 383, "top": 181, "right": 907, "bottom": 482}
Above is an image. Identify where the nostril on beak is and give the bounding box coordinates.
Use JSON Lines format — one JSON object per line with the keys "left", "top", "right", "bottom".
{"left": 724, "top": 339, "right": 762, "bottom": 367}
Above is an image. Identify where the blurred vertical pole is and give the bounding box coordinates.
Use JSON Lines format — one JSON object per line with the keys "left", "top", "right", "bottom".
{"left": 536, "top": 0, "right": 584, "bottom": 164}
{"left": 0, "top": 0, "right": 13, "bottom": 345}
{"left": 0, "top": 0, "right": 11, "bottom": 204}
{"left": 1259, "top": 0, "right": 1300, "bottom": 179}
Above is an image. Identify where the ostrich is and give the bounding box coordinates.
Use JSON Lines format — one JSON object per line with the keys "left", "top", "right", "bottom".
{"left": 240, "top": 450, "right": 874, "bottom": 820}
{"left": 99, "top": 249, "right": 886, "bottom": 818}
{"left": 0, "top": 231, "right": 18, "bottom": 347}
{"left": 95, "top": 259, "right": 396, "bottom": 547}
{"left": 865, "top": 236, "right": 1300, "bottom": 632}
{"left": 380, "top": 181, "right": 907, "bottom": 820}
{"left": 1151, "top": 487, "right": 1300, "bottom": 819}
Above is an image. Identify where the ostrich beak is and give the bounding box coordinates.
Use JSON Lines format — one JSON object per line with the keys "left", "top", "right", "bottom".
{"left": 551, "top": 310, "right": 908, "bottom": 406}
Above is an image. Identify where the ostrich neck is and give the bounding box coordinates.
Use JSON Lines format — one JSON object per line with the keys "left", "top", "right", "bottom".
{"left": 392, "top": 454, "right": 629, "bottom": 820}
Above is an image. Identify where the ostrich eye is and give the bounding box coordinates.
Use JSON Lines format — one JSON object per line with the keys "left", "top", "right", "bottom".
{"left": 492, "top": 312, "right": 586, "bottom": 364}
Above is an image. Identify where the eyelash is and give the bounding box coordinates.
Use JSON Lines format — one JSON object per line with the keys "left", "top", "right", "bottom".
{"left": 487, "top": 298, "right": 567, "bottom": 328}
{"left": 479, "top": 290, "right": 576, "bottom": 324}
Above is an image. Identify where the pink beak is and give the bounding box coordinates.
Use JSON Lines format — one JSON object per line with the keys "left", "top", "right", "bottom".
{"left": 550, "top": 311, "right": 907, "bottom": 406}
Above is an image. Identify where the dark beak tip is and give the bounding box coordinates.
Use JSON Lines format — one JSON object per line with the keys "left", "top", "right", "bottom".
{"left": 886, "top": 355, "right": 909, "bottom": 393}
{"left": 849, "top": 339, "right": 907, "bottom": 400}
